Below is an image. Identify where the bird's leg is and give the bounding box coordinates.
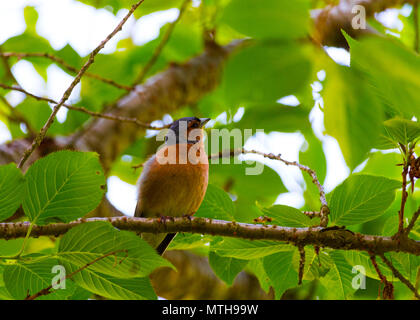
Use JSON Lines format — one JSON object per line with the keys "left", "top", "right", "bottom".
{"left": 182, "top": 212, "right": 195, "bottom": 221}
{"left": 157, "top": 214, "right": 175, "bottom": 224}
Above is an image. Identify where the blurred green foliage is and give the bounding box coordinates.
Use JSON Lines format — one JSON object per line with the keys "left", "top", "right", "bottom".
{"left": 0, "top": 0, "right": 419, "bottom": 300}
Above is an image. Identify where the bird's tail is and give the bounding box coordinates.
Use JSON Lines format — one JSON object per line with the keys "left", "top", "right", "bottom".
{"left": 156, "top": 233, "right": 177, "bottom": 255}
{"left": 135, "top": 203, "right": 176, "bottom": 255}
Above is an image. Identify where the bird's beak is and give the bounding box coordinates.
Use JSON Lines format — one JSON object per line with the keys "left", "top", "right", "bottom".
{"left": 199, "top": 118, "right": 211, "bottom": 128}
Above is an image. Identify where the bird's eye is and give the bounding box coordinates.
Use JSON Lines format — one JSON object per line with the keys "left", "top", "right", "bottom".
{"left": 191, "top": 122, "right": 199, "bottom": 128}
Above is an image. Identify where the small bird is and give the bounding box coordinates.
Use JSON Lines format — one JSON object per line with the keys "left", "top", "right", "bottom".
{"left": 135, "top": 117, "right": 210, "bottom": 255}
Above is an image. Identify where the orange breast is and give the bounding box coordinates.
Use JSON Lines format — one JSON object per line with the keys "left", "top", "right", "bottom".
{"left": 137, "top": 143, "right": 209, "bottom": 218}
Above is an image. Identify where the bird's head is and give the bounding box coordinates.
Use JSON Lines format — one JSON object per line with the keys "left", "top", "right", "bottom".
{"left": 165, "top": 117, "right": 210, "bottom": 145}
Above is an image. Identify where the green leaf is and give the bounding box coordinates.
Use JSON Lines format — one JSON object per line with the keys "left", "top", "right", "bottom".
{"left": 58, "top": 222, "right": 172, "bottom": 278}
{"left": 263, "top": 250, "right": 298, "bottom": 299}
{"left": 383, "top": 118, "right": 420, "bottom": 145}
{"left": 0, "top": 163, "right": 25, "bottom": 221}
{"left": 342, "top": 251, "right": 393, "bottom": 280}
{"left": 346, "top": 34, "right": 420, "bottom": 119}
{"left": 222, "top": 42, "right": 311, "bottom": 104}
{"left": 321, "top": 251, "right": 357, "bottom": 299}
{"left": 0, "top": 239, "right": 24, "bottom": 256}
{"left": 0, "top": 287, "right": 13, "bottom": 300}
{"left": 76, "top": 0, "right": 183, "bottom": 18}
{"left": 24, "top": 6, "right": 39, "bottom": 32}
{"left": 22, "top": 151, "right": 106, "bottom": 224}
{"left": 329, "top": 175, "right": 401, "bottom": 225}
{"left": 195, "top": 184, "right": 235, "bottom": 220}
{"left": 221, "top": 0, "right": 310, "bottom": 40}
{"left": 3, "top": 257, "right": 78, "bottom": 300}
{"left": 55, "top": 44, "right": 82, "bottom": 70}
{"left": 14, "top": 99, "right": 51, "bottom": 131}
{"left": 209, "top": 159, "right": 287, "bottom": 208}
{"left": 324, "top": 62, "right": 384, "bottom": 169}
{"left": 246, "top": 259, "right": 272, "bottom": 293}
{"left": 361, "top": 152, "right": 402, "bottom": 180}
{"left": 68, "top": 268, "right": 156, "bottom": 300}
{"left": 208, "top": 252, "right": 248, "bottom": 286}
{"left": 300, "top": 132, "right": 327, "bottom": 210}
{"left": 168, "top": 233, "right": 212, "bottom": 250}
{"left": 211, "top": 238, "right": 293, "bottom": 259}
{"left": 388, "top": 252, "right": 420, "bottom": 283}
{"left": 261, "top": 204, "right": 319, "bottom": 227}
{"left": 382, "top": 215, "right": 399, "bottom": 236}
{"left": 236, "top": 104, "right": 311, "bottom": 133}
{"left": 307, "top": 250, "right": 333, "bottom": 280}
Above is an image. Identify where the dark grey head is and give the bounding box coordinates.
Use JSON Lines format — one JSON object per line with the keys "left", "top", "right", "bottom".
{"left": 165, "top": 117, "right": 210, "bottom": 144}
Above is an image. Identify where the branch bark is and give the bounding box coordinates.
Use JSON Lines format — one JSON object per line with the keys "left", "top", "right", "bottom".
{"left": 0, "top": 216, "right": 419, "bottom": 255}
{"left": 311, "top": 0, "right": 416, "bottom": 48}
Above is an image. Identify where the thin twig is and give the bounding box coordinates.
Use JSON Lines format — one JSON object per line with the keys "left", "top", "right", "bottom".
{"left": 379, "top": 253, "right": 420, "bottom": 299}
{"left": 302, "top": 211, "right": 321, "bottom": 219}
{"left": 298, "top": 245, "right": 305, "bottom": 285}
{"left": 0, "top": 84, "right": 168, "bottom": 131}
{"left": 17, "top": 0, "right": 145, "bottom": 169}
{"left": 405, "top": 206, "right": 420, "bottom": 236}
{"left": 215, "top": 148, "right": 329, "bottom": 226}
{"left": 132, "top": 0, "right": 191, "bottom": 86}
{"left": 25, "top": 249, "right": 127, "bottom": 300}
{"left": 398, "top": 147, "right": 410, "bottom": 236}
{"left": 369, "top": 253, "right": 394, "bottom": 299}
{"left": 0, "top": 52, "right": 132, "bottom": 91}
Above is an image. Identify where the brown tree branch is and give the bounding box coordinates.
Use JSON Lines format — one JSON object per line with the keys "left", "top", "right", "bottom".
{"left": 0, "top": 216, "right": 419, "bottom": 255}
{"left": 311, "top": 0, "right": 416, "bottom": 48}
{"left": 16, "top": 0, "right": 145, "bottom": 169}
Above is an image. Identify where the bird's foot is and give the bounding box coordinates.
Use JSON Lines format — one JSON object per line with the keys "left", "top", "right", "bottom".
{"left": 157, "top": 215, "right": 175, "bottom": 224}
{"left": 182, "top": 213, "right": 194, "bottom": 221}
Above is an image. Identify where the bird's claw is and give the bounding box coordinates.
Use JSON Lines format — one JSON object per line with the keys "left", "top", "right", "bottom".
{"left": 157, "top": 215, "right": 175, "bottom": 224}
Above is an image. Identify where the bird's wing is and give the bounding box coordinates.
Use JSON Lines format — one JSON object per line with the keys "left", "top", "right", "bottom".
{"left": 134, "top": 201, "right": 143, "bottom": 217}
